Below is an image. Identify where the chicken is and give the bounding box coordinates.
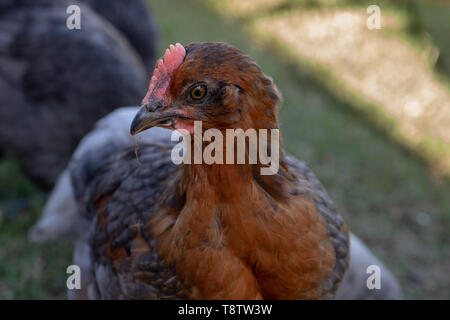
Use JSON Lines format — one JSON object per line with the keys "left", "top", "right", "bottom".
{"left": 32, "top": 109, "right": 402, "bottom": 299}
{"left": 336, "top": 234, "right": 403, "bottom": 299}
{"left": 79, "top": 0, "right": 159, "bottom": 71}
{"left": 0, "top": 0, "right": 150, "bottom": 188}
{"left": 29, "top": 107, "right": 172, "bottom": 243}
{"left": 39, "top": 42, "right": 401, "bottom": 299}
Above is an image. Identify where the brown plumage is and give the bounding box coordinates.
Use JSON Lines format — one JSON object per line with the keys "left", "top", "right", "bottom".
{"left": 69, "top": 42, "right": 349, "bottom": 299}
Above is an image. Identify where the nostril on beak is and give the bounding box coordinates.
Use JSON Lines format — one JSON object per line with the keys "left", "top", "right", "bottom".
{"left": 145, "top": 99, "right": 163, "bottom": 112}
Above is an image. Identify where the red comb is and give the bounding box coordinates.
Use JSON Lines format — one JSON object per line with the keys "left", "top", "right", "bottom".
{"left": 142, "top": 43, "right": 186, "bottom": 104}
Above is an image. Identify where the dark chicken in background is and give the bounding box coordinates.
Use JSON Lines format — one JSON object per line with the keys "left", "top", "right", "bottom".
{"left": 32, "top": 42, "right": 402, "bottom": 299}
{"left": 0, "top": 0, "right": 157, "bottom": 189}
{"left": 80, "top": 0, "right": 159, "bottom": 71}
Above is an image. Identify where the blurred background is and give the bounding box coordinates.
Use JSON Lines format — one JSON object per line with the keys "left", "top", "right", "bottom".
{"left": 0, "top": 0, "right": 449, "bottom": 299}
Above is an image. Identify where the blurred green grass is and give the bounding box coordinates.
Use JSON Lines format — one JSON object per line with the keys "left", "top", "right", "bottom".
{"left": 0, "top": 160, "right": 71, "bottom": 299}
{"left": 0, "top": 0, "right": 449, "bottom": 299}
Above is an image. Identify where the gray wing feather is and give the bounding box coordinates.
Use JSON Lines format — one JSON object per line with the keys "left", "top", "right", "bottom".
{"left": 30, "top": 107, "right": 172, "bottom": 243}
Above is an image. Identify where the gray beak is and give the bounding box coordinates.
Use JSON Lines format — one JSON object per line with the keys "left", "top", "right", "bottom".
{"left": 130, "top": 100, "right": 174, "bottom": 135}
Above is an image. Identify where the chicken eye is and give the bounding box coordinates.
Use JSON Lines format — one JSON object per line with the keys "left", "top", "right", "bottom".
{"left": 190, "top": 85, "right": 207, "bottom": 100}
